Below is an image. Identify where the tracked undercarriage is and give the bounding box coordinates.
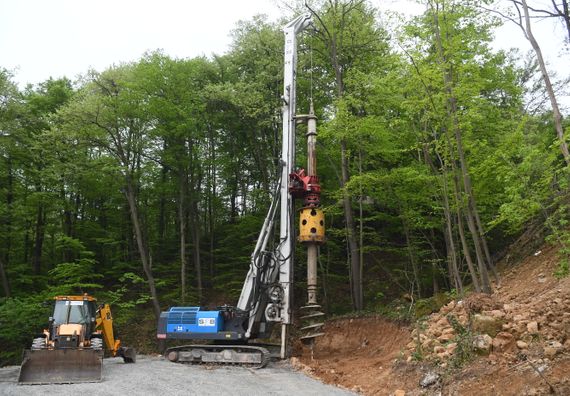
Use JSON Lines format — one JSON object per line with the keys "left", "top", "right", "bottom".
{"left": 165, "top": 344, "right": 271, "bottom": 369}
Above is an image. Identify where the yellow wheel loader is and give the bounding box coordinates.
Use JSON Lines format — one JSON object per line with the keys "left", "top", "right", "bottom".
{"left": 18, "top": 294, "right": 136, "bottom": 384}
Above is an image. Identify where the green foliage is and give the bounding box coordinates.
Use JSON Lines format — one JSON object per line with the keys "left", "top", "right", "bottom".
{"left": 104, "top": 272, "right": 153, "bottom": 326}
{"left": 0, "top": 296, "right": 52, "bottom": 365}
{"left": 47, "top": 236, "right": 103, "bottom": 295}
{"left": 545, "top": 202, "right": 570, "bottom": 279}
{"left": 446, "top": 314, "right": 475, "bottom": 369}
{"left": 0, "top": 0, "right": 569, "bottom": 360}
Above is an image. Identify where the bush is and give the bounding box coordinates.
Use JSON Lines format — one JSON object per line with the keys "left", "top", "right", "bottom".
{"left": 0, "top": 296, "right": 52, "bottom": 366}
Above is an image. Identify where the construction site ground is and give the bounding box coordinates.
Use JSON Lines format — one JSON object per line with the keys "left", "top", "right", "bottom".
{"left": 0, "top": 355, "right": 355, "bottom": 395}
{"left": 2, "top": 243, "right": 569, "bottom": 395}
{"left": 294, "top": 243, "right": 570, "bottom": 395}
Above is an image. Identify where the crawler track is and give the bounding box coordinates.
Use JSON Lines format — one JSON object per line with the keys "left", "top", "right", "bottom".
{"left": 165, "top": 344, "right": 271, "bottom": 369}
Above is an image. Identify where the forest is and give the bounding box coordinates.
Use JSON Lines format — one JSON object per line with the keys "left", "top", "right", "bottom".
{"left": 1, "top": 0, "right": 569, "bottom": 365}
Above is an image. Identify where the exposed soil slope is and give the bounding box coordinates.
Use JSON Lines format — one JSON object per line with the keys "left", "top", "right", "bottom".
{"left": 295, "top": 244, "right": 570, "bottom": 395}
{"left": 294, "top": 317, "right": 416, "bottom": 394}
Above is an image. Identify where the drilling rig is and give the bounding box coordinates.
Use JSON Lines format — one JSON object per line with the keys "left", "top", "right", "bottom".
{"left": 156, "top": 13, "right": 324, "bottom": 367}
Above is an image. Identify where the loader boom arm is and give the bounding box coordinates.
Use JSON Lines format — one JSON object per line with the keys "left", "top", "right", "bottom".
{"left": 96, "top": 304, "right": 121, "bottom": 356}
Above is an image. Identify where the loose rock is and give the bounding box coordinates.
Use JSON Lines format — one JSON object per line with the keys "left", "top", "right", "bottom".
{"left": 419, "top": 372, "right": 440, "bottom": 387}
{"left": 527, "top": 321, "right": 539, "bottom": 334}
{"left": 492, "top": 332, "right": 515, "bottom": 352}
{"left": 472, "top": 314, "right": 503, "bottom": 337}
{"left": 473, "top": 334, "right": 493, "bottom": 354}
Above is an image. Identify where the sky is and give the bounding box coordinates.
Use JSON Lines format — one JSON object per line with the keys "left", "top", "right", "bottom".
{"left": 0, "top": 0, "right": 284, "bottom": 85}
{"left": 0, "top": 0, "right": 567, "bottom": 109}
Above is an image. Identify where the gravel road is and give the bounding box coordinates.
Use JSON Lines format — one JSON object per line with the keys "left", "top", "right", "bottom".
{"left": 0, "top": 355, "right": 355, "bottom": 395}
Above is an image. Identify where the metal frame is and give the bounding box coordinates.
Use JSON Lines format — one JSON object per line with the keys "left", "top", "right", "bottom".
{"left": 234, "top": 14, "right": 312, "bottom": 359}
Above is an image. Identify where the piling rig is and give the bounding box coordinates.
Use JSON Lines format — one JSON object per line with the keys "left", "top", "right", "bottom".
{"left": 157, "top": 13, "right": 324, "bottom": 367}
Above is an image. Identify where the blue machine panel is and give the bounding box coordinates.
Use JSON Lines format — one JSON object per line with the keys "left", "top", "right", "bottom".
{"left": 166, "top": 307, "right": 223, "bottom": 334}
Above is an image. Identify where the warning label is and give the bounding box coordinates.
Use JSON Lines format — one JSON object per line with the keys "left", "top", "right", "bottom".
{"left": 198, "top": 318, "right": 216, "bottom": 327}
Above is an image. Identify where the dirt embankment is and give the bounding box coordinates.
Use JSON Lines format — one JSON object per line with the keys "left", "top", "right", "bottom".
{"left": 294, "top": 317, "right": 416, "bottom": 394}
{"left": 294, "top": 244, "right": 570, "bottom": 395}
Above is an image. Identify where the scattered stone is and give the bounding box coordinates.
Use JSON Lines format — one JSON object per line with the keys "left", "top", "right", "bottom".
{"left": 527, "top": 321, "right": 539, "bottom": 334}
{"left": 544, "top": 341, "right": 563, "bottom": 358}
{"left": 516, "top": 340, "right": 528, "bottom": 349}
{"left": 472, "top": 314, "right": 503, "bottom": 337}
{"left": 419, "top": 372, "right": 440, "bottom": 387}
{"left": 428, "top": 328, "right": 443, "bottom": 338}
{"left": 473, "top": 334, "right": 493, "bottom": 354}
{"left": 441, "top": 327, "right": 455, "bottom": 335}
{"left": 440, "top": 301, "right": 456, "bottom": 314}
{"left": 550, "top": 322, "right": 564, "bottom": 331}
{"left": 492, "top": 332, "right": 515, "bottom": 352}
{"left": 446, "top": 342, "right": 457, "bottom": 354}
{"left": 393, "top": 390, "right": 406, "bottom": 396}
{"left": 422, "top": 339, "right": 435, "bottom": 351}
{"left": 434, "top": 346, "right": 446, "bottom": 354}
{"left": 438, "top": 333, "right": 455, "bottom": 342}
{"left": 486, "top": 309, "right": 506, "bottom": 319}
{"left": 464, "top": 293, "right": 499, "bottom": 314}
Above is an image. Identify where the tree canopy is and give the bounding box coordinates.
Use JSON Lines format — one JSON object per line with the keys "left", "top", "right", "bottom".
{"left": 1, "top": 0, "right": 569, "bottom": 365}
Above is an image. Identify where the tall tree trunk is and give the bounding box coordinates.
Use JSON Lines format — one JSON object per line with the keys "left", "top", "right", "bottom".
{"left": 179, "top": 171, "right": 188, "bottom": 304}
{"left": 450, "top": 162, "right": 482, "bottom": 293}
{"left": 24, "top": 225, "right": 30, "bottom": 265}
{"left": 403, "top": 220, "right": 422, "bottom": 299}
{"left": 562, "top": 0, "right": 570, "bottom": 43}
{"left": 208, "top": 125, "right": 216, "bottom": 280}
{"left": 456, "top": 209, "right": 481, "bottom": 293}
{"left": 472, "top": 205, "right": 500, "bottom": 283}
{"left": 189, "top": 197, "right": 202, "bottom": 303}
{"left": 32, "top": 203, "right": 45, "bottom": 275}
{"left": 520, "top": 0, "right": 570, "bottom": 165}
{"left": 358, "top": 149, "right": 364, "bottom": 308}
{"left": 433, "top": 5, "right": 492, "bottom": 293}
{"left": 309, "top": 0, "right": 361, "bottom": 309}
{"left": 124, "top": 175, "right": 161, "bottom": 320}
{"left": 341, "top": 141, "right": 362, "bottom": 310}
{"left": 157, "top": 162, "right": 168, "bottom": 263}
{"left": 3, "top": 157, "right": 13, "bottom": 296}
{"left": 0, "top": 255, "right": 10, "bottom": 297}
{"left": 422, "top": 143, "right": 463, "bottom": 292}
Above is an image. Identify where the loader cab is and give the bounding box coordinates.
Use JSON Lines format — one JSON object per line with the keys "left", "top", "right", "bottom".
{"left": 50, "top": 296, "right": 97, "bottom": 344}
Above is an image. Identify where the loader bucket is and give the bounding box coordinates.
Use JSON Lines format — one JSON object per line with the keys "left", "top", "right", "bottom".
{"left": 118, "top": 346, "right": 137, "bottom": 363}
{"left": 18, "top": 349, "right": 103, "bottom": 385}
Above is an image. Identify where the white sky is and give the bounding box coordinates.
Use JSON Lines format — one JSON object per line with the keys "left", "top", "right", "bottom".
{"left": 0, "top": 0, "right": 284, "bottom": 85}
{"left": 0, "top": 0, "right": 567, "bottom": 109}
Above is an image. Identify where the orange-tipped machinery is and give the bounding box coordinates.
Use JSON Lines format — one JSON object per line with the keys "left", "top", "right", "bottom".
{"left": 18, "top": 294, "right": 135, "bottom": 384}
